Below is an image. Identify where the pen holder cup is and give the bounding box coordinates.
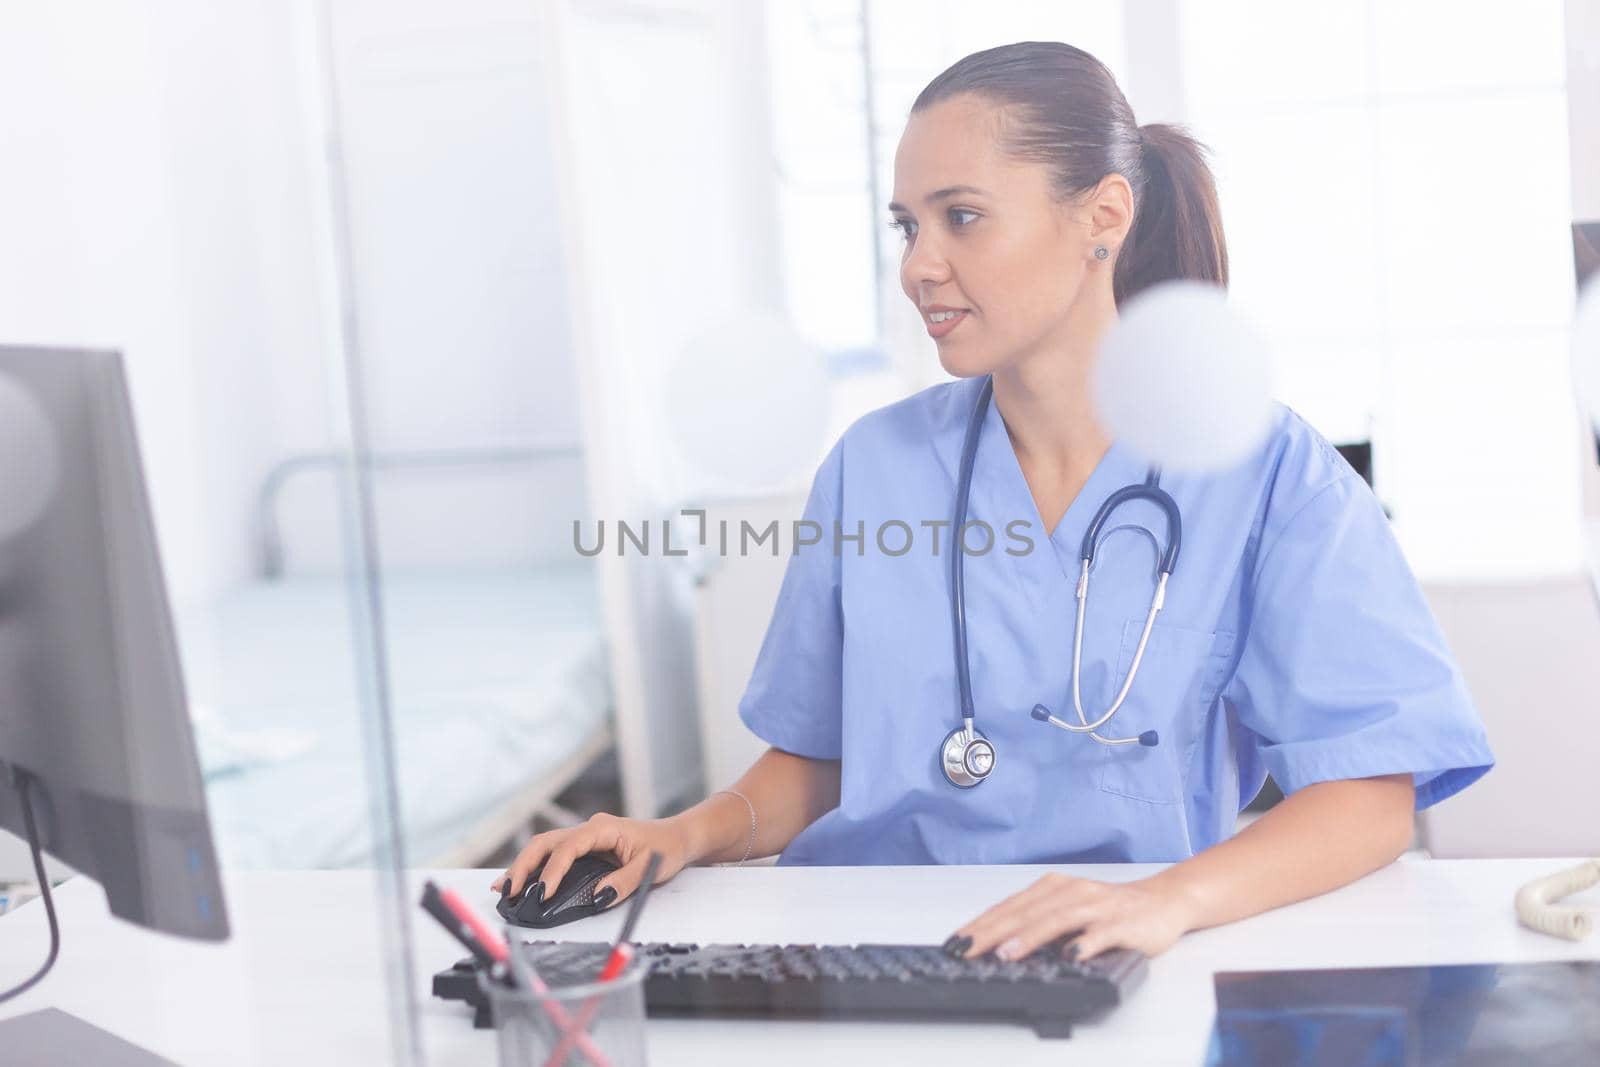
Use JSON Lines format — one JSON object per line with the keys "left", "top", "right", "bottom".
{"left": 479, "top": 952, "right": 649, "bottom": 1067}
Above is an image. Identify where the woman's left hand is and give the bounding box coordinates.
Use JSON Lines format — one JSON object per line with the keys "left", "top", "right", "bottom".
{"left": 943, "top": 872, "right": 1198, "bottom": 963}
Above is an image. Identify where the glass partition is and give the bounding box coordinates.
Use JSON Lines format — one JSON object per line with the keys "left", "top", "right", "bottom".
{"left": 310, "top": 4, "right": 619, "bottom": 1063}
{"left": 0, "top": 0, "right": 422, "bottom": 1062}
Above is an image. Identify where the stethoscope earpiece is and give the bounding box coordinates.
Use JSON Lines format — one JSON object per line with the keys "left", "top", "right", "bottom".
{"left": 942, "top": 375, "right": 1178, "bottom": 787}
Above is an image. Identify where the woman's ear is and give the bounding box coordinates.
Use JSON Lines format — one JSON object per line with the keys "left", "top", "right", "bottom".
{"left": 1087, "top": 173, "right": 1135, "bottom": 258}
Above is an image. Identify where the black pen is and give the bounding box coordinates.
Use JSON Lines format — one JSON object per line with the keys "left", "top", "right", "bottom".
{"left": 594, "top": 852, "right": 662, "bottom": 983}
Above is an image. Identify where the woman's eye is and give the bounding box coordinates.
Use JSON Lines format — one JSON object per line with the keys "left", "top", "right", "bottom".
{"left": 887, "top": 209, "right": 977, "bottom": 241}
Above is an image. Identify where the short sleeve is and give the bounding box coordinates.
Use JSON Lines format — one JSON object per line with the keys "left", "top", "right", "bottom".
{"left": 1223, "top": 469, "right": 1495, "bottom": 810}
{"left": 736, "top": 442, "right": 845, "bottom": 760}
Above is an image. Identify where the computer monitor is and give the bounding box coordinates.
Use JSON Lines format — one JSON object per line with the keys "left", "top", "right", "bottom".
{"left": 0, "top": 345, "right": 227, "bottom": 943}
{"left": 1575, "top": 220, "right": 1600, "bottom": 464}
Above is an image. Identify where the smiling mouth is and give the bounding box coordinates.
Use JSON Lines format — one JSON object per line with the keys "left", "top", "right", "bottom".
{"left": 926, "top": 309, "right": 971, "bottom": 337}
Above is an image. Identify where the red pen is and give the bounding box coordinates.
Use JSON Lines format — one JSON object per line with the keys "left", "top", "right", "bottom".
{"left": 594, "top": 943, "right": 636, "bottom": 983}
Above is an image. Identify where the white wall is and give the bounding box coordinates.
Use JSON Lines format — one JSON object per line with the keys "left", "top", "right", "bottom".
{"left": 1177, "top": 0, "right": 1583, "bottom": 581}
{"left": 0, "top": 0, "right": 603, "bottom": 587}
{"left": 0, "top": 0, "right": 335, "bottom": 612}
{"left": 283, "top": 0, "right": 594, "bottom": 578}
{"left": 1566, "top": 0, "right": 1600, "bottom": 534}
{"left": 323, "top": 0, "right": 585, "bottom": 457}
{"left": 1564, "top": 0, "right": 1600, "bottom": 222}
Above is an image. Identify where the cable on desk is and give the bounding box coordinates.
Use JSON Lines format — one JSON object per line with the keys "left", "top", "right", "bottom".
{"left": 0, "top": 769, "right": 61, "bottom": 1004}
{"left": 1515, "top": 859, "right": 1600, "bottom": 941}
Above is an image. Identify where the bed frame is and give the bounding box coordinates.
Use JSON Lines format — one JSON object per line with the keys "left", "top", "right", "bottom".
{"left": 253, "top": 445, "right": 614, "bottom": 868}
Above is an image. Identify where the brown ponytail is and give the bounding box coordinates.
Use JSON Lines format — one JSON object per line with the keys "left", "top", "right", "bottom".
{"left": 911, "top": 42, "right": 1229, "bottom": 307}
{"left": 1116, "top": 122, "right": 1228, "bottom": 304}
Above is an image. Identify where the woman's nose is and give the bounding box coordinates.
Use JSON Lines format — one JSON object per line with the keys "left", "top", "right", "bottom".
{"left": 902, "top": 236, "right": 951, "bottom": 289}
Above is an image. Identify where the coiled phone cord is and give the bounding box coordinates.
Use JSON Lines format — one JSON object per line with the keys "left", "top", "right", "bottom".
{"left": 1515, "top": 859, "right": 1600, "bottom": 941}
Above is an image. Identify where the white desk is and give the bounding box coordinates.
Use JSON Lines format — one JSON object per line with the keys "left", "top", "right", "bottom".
{"left": 2, "top": 858, "right": 1598, "bottom": 1065}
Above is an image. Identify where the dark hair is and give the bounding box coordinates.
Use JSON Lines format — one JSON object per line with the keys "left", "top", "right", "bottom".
{"left": 911, "top": 41, "right": 1228, "bottom": 306}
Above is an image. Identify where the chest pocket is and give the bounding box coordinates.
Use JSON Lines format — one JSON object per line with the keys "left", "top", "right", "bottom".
{"left": 1097, "top": 619, "right": 1235, "bottom": 804}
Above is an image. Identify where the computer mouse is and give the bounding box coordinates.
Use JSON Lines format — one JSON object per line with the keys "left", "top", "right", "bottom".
{"left": 497, "top": 852, "right": 621, "bottom": 928}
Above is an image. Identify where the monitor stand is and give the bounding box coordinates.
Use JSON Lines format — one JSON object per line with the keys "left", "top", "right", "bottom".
{"left": 0, "top": 1008, "right": 181, "bottom": 1066}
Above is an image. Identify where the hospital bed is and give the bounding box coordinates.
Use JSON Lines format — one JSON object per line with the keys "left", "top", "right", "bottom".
{"left": 178, "top": 447, "right": 613, "bottom": 869}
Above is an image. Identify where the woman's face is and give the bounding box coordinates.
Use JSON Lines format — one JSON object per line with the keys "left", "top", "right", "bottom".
{"left": 890, "top": 94, "right": 1100, "bottom": 379}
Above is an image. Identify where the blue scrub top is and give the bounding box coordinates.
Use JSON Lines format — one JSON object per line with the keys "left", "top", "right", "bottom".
{"left": 737, "top": 375, "right": 1495, "bottom": 866}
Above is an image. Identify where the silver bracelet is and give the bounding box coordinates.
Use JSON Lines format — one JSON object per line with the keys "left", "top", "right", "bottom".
{"left": 713, "top": 789, "right": 756, "bottom": 866}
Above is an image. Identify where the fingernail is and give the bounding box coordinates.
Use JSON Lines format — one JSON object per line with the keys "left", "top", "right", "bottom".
{"left": 996, "top": 937, "right": 1023, "bottom": 961}
{"left": 593, "top": 885, "right": 617, "bottom": 910}
{"left": 941, "top": 935, "right": 971, "bottom": 959}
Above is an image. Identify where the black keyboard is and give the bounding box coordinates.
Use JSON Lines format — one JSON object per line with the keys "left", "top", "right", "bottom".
{"left": 433, "top": 938, "right": 1146, "bottom": 1039}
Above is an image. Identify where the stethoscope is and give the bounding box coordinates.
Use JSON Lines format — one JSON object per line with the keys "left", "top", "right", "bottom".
{"left": 941, "top": 375, "right": 1184, "bottom": 788}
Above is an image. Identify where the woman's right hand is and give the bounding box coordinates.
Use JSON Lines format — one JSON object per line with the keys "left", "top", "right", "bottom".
{"left": 490, "top": 811, "right": 694, "bottom": 911}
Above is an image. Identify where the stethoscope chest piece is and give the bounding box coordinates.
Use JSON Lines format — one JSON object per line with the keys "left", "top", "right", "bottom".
{"left": 941, "top": 725, "right": 995, "bottom": 788}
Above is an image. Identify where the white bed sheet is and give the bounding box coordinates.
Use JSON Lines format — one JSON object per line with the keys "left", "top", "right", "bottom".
{"left": 178, "top": 566, "right": 610, "bottom": 868}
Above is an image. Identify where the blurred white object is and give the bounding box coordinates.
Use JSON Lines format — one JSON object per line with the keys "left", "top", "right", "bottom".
{"left": 1095, "top": 280, "right": 1275, "bottom": 472}
{"left": 1573, "top": 274, "right": 1600, "bottom": 437}
{"left": 662, "top": 311, "right": 830, "bottom": 497}
{"left": 0, "top": 373, "right": 60, "bottom": 541}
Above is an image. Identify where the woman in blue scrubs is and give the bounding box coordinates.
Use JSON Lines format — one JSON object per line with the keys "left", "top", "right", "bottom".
{"left": 497, "top": 42, "right": 1494, "bottom": 962}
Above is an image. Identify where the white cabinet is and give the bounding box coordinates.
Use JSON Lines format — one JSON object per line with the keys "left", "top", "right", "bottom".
{"left": 689, "top": 494, "right": 805, "bottom": 792}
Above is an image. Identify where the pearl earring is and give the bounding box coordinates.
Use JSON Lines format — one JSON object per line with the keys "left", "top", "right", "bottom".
{"left": 1094, "top": 245, "right": 1109, "bottom": 260}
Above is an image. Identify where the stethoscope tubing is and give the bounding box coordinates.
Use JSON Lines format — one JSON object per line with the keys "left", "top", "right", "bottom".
{"left": 949, "top": 374, "right": 1182, "bottom": 772}
{"left": 949, "top": 374, "right": 992, "bottom": 733}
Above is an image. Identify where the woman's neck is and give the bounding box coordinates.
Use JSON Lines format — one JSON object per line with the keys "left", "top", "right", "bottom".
{"left": 989, "top": 291, "right": 1118, "bottom": 480}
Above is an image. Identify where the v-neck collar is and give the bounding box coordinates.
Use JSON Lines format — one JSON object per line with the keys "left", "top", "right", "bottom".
{"left": 930, "top": 376, "right": 1146, "bottom": 583}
